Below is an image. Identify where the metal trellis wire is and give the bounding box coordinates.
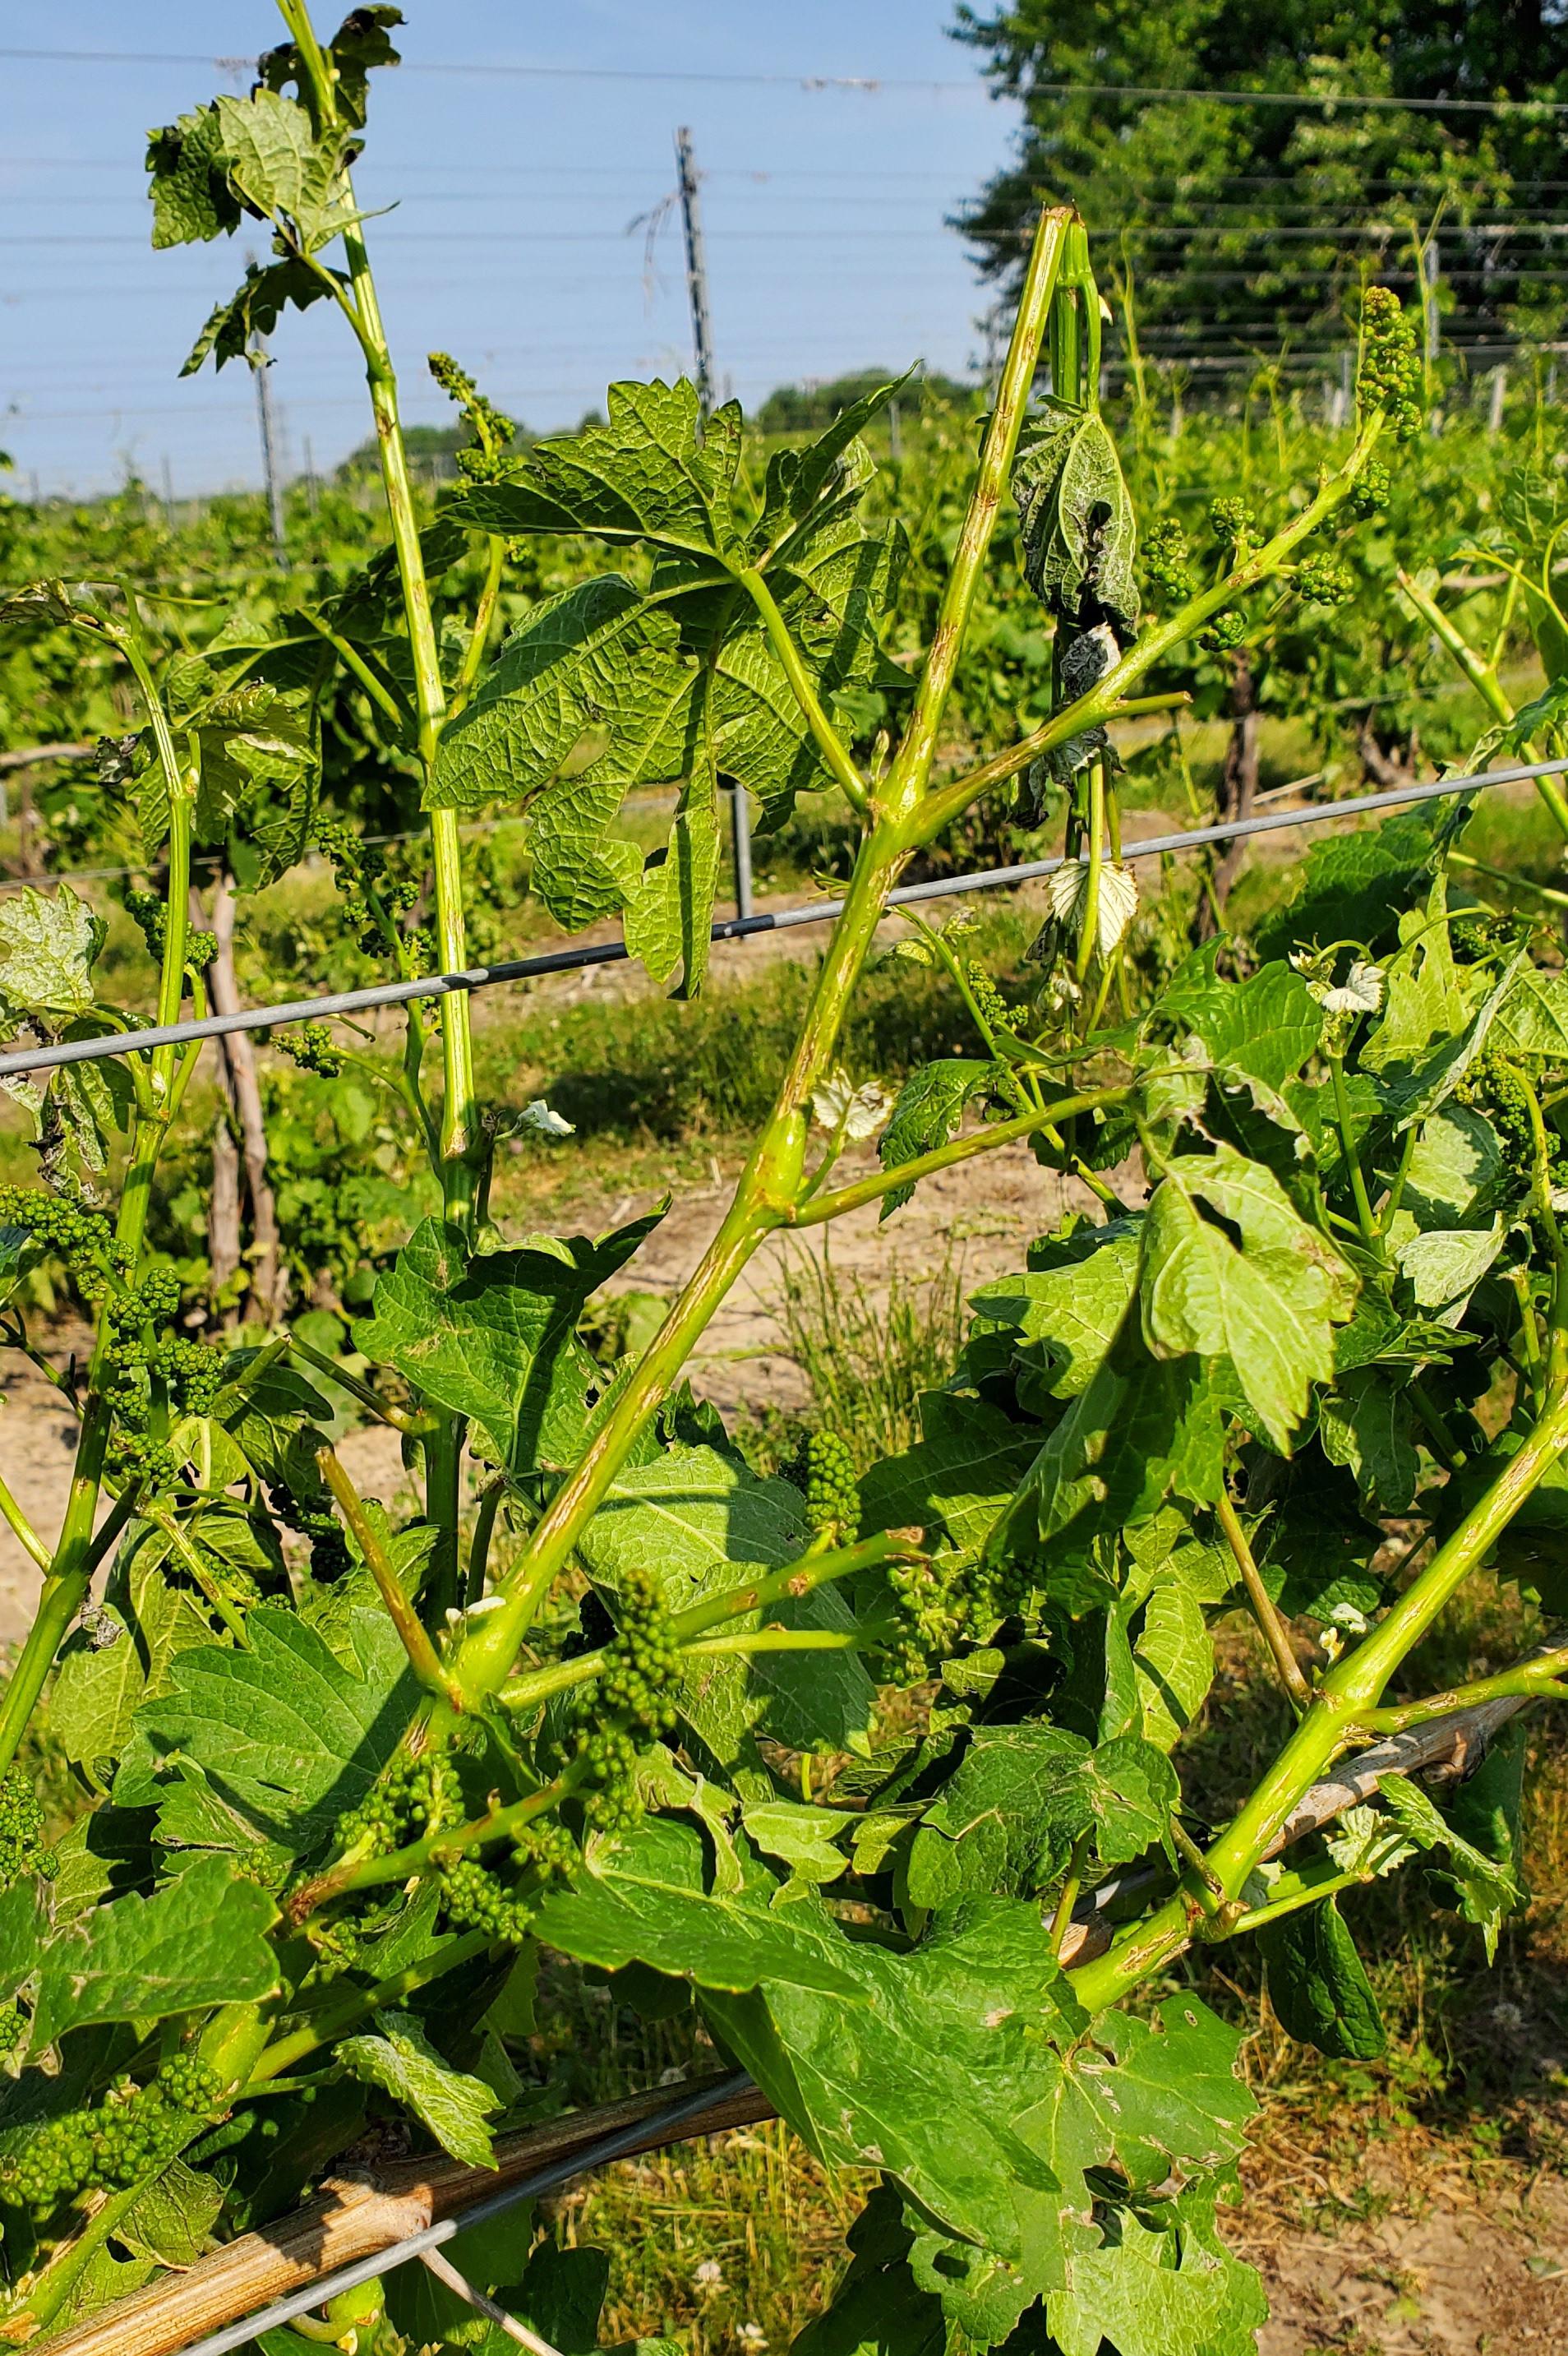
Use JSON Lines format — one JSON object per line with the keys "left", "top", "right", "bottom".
{"left": 1, "top": 754, "right": 1565, "bottom": 1088}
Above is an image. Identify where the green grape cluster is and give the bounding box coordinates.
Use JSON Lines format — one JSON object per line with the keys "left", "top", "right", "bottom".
{"left": 0, "top": 1186, "right": 122, "bottom": 1305}
{"left": 429, "top": 350, "right": 519, "bottom": 484}
{"left": 268, "top": 1481, "right": 351, "bottom": 1582}
{"left": 0, "top": 1772, "right": 53, "bottom": 1894}
{"left": 1198, "top": 609, "right": 1247, "bottom": 653}
{"left": 567, "top": 1572, "right": 681, "bottom": 1831}
{"left": 964, "top": 959, "right": 1013, "bottom": 1040}
{"left": 123, "top": 889, "right": 216, "bottom": 972}
{"left": 438, "top": 1856, "right": 535, "bottom": 1943}
{"left": 1457, "top": 1050, "right": 1541, "bottom": 1168}
{"left": 1207, "top": 497, "right": 1257, "bottom": 557}
{"left": 0, "top": 2004, "right": 22, "bottom": 2059}
{"left": 278, "top": 1022, "right": 345, "bottom": 1079}
{"left": 0, "top": 2060, "right": 223, "bottom": 2214}
{"left": 314, "top": 817, "right": 422, "bottom": 957}
{"left": 99, "top": 1290, "right": 224, "bottom": 1500}
{"left": 1297, "top": 553, "right": 1356, "bottom": 606}
{"left": 334, "top": 1749, "right": 456, "bottom": 1858}
{"left": 802, "top": 1430, "right": 860, "bottom": 1542}
{"left": 1349, "top": 459, "right": 1392, "bottom": 517}
{"left": 1358, "top": 286, "right": 1423, "bottom": 439}
{"left": 1141, "top": 518, "right": 1194, "bottom": 605}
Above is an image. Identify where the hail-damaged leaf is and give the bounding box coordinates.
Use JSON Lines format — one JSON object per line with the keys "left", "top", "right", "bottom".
{"left": 1012, "top": 404, "right": 1140, "bottom": 631}
{"left": 358, "top": 1210, "right": 661, "bottom": 1474}
{"left": 1141, "top": 1143, "right": 1358, "bottom": 1449}
{"left": 182, "top": 256, "right": 340, "bottom": 376}
{"left": 338, "top": 2010, "right": 499, "bottom": 2169}
{"left": 813, "top": 1067, "right": 893, "bottom": 1142}
{"left": 0, "top": 886, "right": 104, "bottom": 1024}
{"left": 876, "top": 1060, "right": 996, "bottom": 1216}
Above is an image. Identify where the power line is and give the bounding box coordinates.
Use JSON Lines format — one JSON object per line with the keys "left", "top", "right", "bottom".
{"left": 2, "top": 46, "right": 1568, "bottom": 116}
{"left": 1, "top": 755, "right": 1561, "bottom": 1088}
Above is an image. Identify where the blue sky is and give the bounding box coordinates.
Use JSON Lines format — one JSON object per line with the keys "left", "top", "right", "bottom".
{"left": 0, "top": 4, "right": 1022, "bottom": 497}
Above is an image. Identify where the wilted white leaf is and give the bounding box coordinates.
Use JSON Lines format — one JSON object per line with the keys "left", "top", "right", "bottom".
{"left": 1045, "top": 858, "right": 1138, "bottom": 958}
{"left": 1316, "top": 959, "right": 1385, "bottom": 1017}
{"left": 811, "top": 1067, "right": 892, "bottom": 1141}
{"left": 517, "top": 1099, "right": 574, "bottom": 1139}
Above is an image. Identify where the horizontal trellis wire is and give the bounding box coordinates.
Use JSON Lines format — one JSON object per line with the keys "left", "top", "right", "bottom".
{"left": 2, "top": 754, "right": 1565, "bottom": 1087}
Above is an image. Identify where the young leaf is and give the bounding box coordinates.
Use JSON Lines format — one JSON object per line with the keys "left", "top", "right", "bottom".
{"left": 0, "top": 885, "right": 104, "bottom": 1025}
{"left": 337, "top": 2008, "right": 499, "bottom": 2169}
{"left": 145, "top": 106, "right": 242, "bottom": 247}
{"left": 1258, "top": 1896, "right": 1386, "bottom": 2059}
{"left": 28, "top": 1853, "right": 279, "bottom": 2048}
{"left": 876, "top": 1060, "right": 995, "bottom": 1216}
{"left": 1045, "top": 2190, "right": 1266, "bottom": 2356}
{"left": 1377, "top": 1772, "right": 1523, "bottom": 1961}
{"left": 1141, "top": 1143, "right": 1357, "bottom": 1449}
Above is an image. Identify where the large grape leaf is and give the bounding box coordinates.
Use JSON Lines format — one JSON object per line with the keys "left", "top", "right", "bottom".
{"left": 1254, "top": 812, "right": 1436, "bottom": 960}
{"left": 1259, "top": 1896, "right": 1386, "bottom": 2059}
{"left": 28, "top": 1853, "right": 279, "bottom": 2048}
{"left": 49, "top": 1531, "right": 227, "bottom": 1779}
{"left": 115, "top": 1605, "right": 419, "bottom": 1861}
{"left": 858, "top": 1390, "right": 1040, "bottom": 1553}
{"left": 970, "top": 1219, "right": 1142, "bottom": 1400}
{"left": 358, "top": 1211, "right": 659, "bottom": 1475}
{"left": 576, "top": 1446, "right": 874, "bottom": 1758}
{"left": 1141, "top": 1143, "right": 1357, "bottom": 1449}
{"left": 433, "top": 377, "right": 906, "bottom": 984}
{"left": 1045, "top": 2192, "right": 1266, "bottom": 2356}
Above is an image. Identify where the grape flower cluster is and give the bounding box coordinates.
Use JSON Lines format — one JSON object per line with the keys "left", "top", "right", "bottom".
{"left": 0, "top": 2058, "right": 224, "bottom": 2215}
{"left": 0, "top": 1772, "right": 53, "bottom": 1895}
{"left": 800, "top": 1430, "right": 860, "bottom": 1545}
{"left": 568, "top": 1570, "right": 681, "bottom": 1832}
{"left": 1358, "top": 286, "right": 1423, "bottom": 439}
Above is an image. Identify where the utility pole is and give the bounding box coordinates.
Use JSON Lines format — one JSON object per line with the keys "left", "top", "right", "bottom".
{"left": 250, "top": 326, "right": 287, "bottom": 557}
{"left": 161, "top": 455, "right": 177, "bottom": 533}
{"left": 675, "top": 126, "right": 717, "bottom": 418}
{"left": 302, "top": 433, "right": 320, "bottom": 517}
{"left": 674, "top": 124, "right": 752, "bottom": 922}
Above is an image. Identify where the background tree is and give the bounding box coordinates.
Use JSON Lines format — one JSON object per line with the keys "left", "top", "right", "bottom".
{"left": 952, "top": 0, "right": 1568, "bottom": 374}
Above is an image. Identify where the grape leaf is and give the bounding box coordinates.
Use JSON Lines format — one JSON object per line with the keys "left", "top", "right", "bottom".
{"left": 1395, "top": 1218, "right": 1505, "bottom": 1315}
{"left": 1132, "top": 1582, "right": 1213, "bottom": 1749}
{"left": 971, "top": 1220, "right": 1142, "bottom": 1399}
{"left": 338, "top": 2009, "right": 499, "bottom": 2169}
{"left": 1377, "top": 1772, "right": 1522, "bottom": 1961}
{"left": 791, "top": 2187, "right": 948, "bottom": 2356}
{"left": 1258, "top": 1896, "right": 1386, "bottom": 2059}
{"left": 1254, "top": 812, "right": 1435, "bottom": 960}
{"left": 531, "top": 1816, "right": 865, "bottom": 1996}
{"left": 50, "top": 1533, "right": 226, "bottom": 1779}
{"left": 1156, "top": 956, "right": 1322, "bottom": 1094}
{"left": 1317, "top": 1366, "right": 1422, "bottom": 1511}
{"left": 115, "top": 1604, "right": 420, "bottom": 1861}
{"left": 1012, "top": 406, "right": 1139, "bottom": 630}
{"left": 182, "top": 256, "right": 339, "bottom": 377}
{"left": 906, "top": 1723, "right": 1177, "bottom": 1905}
{"left": 876, "top": 1060, "right": 994, "bottom": 1216}
{"left": 576, "top": 1446, "right": 874, "bottom": 1758}
{"left": 1046, "top": 2192, "right": 1266, "bottom": 2356}
{"left": 858, "top": 1390, "right": 1039, "bottom": 1553}
{"left": 1141, "top": 1143, "right": 1357, "bottom": 1448}
{"left": 0, "top": 885, "right": 104, "bottom": 1023}
{"left": 358, "top": 1211, "right": 659, "bottom": 1474}
{"left": 29, "top": 1853, "right": 279, "bottom": 2048}
{"left": 145, "top": 105, "right": 242, "bottom": 247}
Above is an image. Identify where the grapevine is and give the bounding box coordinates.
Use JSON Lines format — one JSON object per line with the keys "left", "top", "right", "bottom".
{"left": 0, "top": 16, "right": 1562, "bottom": 2354}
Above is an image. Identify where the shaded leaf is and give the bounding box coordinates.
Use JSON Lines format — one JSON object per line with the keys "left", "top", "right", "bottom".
{"left": 338, "top": 2008, "right": 498, "bottom": 2169}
